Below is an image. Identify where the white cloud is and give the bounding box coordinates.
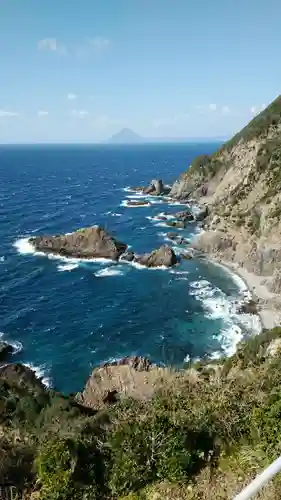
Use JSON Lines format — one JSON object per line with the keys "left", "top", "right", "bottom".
{"left": 67, "top": 93, "right": 77, "bottom": 100}
{"left": 38, "top": 38, "right": 67, "bottom": 55}
{"left": 87, "top": 37, "right": 111, "bottom": 52}
{"left": 0, "top": 110, "right": 19, "bottom": 117}
{"left": 38, "top": 110, "right": 49, "bottom": 117}
{"left": 222, "top": 105, "right": 230, "bottom": 114}
{"left": 209, "top": 103, "right": 217, "bottom": 112}
{"left": 71, "top": 110, "right": 89, "bottom": 118}
{"left": 261, "top": 103, "right": 267, "bottom": 111}
{"left": 250, "top": 106, "right": 257, "bottom": 114}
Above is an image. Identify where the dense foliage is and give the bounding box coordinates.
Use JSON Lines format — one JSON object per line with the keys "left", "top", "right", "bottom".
{"left": 2, "top": 328, "right": 281, "bottom": 499}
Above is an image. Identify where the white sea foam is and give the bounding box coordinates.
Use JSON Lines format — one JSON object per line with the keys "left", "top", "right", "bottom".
{"left": 95, "top": 267, "right": 124, "bottom": 277}
{"left": 0, "top": 256, "right": 4, "bottom": 262}
{"left": 169, "top": 269, "right": 190, "bottom": 275}
{"left": 23, "top": 362, "right": 51, "bottom": 387}
{"left": 57, "top": 262, "right": 79, "bottom": 272}
{"left": 10, "top": 339, "right": 23, "bottom": 354}
{"left": 128, "top": 260, "right": 168, "bottom": 271}
{"left": 189, "top": 278, "right": 262, "bottom": 357}
{"left": 14, "top": 237, "right": 36, "bottom": 255}
{"left": 147, "top": 213, "right": 175, "bottom": 223}
{"left": 123, "top": 186, "right": 140, "bottom": 193}
{"left": 168, "top": 201, "right": 188, "bottom": 206}
{"left": 0, "top": 332, "right": 23, "bottom": 355}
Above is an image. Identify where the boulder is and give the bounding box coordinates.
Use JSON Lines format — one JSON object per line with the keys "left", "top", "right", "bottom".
{"left": 136, "top": 245, "right": 177, "bottom": 268}
{"left": 30, "top": 226, "right": 127, "bottom": 260}
{"left": 0, "top": 341, "right": 13, "bottom": 361}
{"left": 165, "top": 220, "right": 186, "bottom": 229}
{"left": 174, "top": 210, "right": 194, "bottom": 222}
{"left": 195, "top": 206, "right": 209, "bottom": 221}
{"left": 120, "top": 251, "right": 135, "bottom": 262}
{"left": 180, "top": 250, "right": 195, "bottom": 260}
{"left": 127, "top": 200, "right": 151, "bottom": 207}
{"left": 238, "top": 300, "right": 259, "bottom": 315}
{"left": 167, "top": 232, "right": 180, "bottom": 241}
{"left": 144, "top": 179, "right": 165, "bottom": 195}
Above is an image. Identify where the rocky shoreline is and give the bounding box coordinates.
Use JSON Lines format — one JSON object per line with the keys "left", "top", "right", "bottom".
{"left": 8, "top": 175, "right": 265, "bottom": 396}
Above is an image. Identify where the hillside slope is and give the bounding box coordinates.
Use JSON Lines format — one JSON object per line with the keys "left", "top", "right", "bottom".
{"left": 171, "top": 95, "right": 281, "bottom": 295}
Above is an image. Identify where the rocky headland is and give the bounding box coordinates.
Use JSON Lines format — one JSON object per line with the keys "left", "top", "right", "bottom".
{"left": 167, "top": 96, "right": 281, "bottom": 328}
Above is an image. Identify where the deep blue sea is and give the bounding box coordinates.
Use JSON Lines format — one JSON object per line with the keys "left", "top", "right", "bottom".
{"left": 0, "top": 143, "right": 260, "bottom": 393}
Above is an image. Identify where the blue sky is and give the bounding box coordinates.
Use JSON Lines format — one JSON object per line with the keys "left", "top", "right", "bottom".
{"left": 1, "top": 0, "right": 281, "bottom": 142}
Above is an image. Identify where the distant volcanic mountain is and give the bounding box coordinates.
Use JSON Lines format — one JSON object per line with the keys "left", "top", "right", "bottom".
{"left": 108, "top": 128, "right": 144, "bottom": 144}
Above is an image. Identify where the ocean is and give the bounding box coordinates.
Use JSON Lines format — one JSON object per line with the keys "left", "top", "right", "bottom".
{"left": 0, "top": 143, "right": 261, "bottom": 393}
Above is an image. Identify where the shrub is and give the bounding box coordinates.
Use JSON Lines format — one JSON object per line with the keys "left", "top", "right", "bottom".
{"left": 35, "top": 434, "right": 105, "bottom": 500}
{"left": 107, "top": 408, "right": 210, "bottom": 496}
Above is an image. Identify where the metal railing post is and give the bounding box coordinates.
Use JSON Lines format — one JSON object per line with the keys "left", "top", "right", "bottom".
{"left": 233, "top": 455, "right": 281, "bottom": 500}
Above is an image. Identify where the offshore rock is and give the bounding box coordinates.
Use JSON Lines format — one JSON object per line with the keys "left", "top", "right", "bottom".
{"left": 135, "top": 245, "right": 177, "bottom": 267}
{"left": 30, "top": 226, "right": 127, "bottom": 260}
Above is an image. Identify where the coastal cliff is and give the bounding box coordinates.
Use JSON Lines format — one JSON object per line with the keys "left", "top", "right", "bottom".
{"left": 171, "top": 96, "right": 281, "bottom": 300}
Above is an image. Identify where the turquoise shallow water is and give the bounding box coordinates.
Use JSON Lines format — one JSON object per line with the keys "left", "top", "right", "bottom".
{"left": 0, "top": 143, "right": 260, "bottom": 393}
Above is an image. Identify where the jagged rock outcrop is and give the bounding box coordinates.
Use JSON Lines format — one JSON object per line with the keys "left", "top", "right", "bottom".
{"left": 143, "top": 179, "right": 165, "bottom": 195}
{"left": 119, "top": 251, "right": 135, "bottom": 262}
{"left": 165, "top": 220, "right": 186, "bottom": 229}
{"left": 172, "top": 95, "right": 281, "bottom": 294}
{"left": 30, "top": 226, "right": 127, "bottom": 260}
{"left": 135, "top": 245, "right": 177, "bottom": 267}
{"left": 0, "top": 363, "right": 45, "bottom": 395}
{"left": 76, "top": 356, "right": 169, "bottom": 409}
{"left": 174, "top": 210, "right": 194, "bottom": 222}
{"left": 167, "top": 233, "right": 190, "bottom": 245}
{"left": 0, "top": 341, "right": 13, "bottom": 361}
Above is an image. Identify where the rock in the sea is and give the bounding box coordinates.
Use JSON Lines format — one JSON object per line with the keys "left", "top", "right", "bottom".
{"left": 120, "top": 251, "right": 135, "bottom": 262}
{"left": 165, "top": 220, "right": 186, "bottom": 229}
{"left": 174, "top": 210, "right": 194, "bottom": 222}
{"left": 167, "top": 232, "right": 180, "bottom": 241}
{"left": 0, "top": 341, "right": 13, "bottom": 361}
{"left": 144, "top": 179, "right": 165, "bottom": 195}
{"left": 180, "top": 250, "right": 195, "bottom": 260}
{"left": 127, "top": 200, "right": 151, "bottom": 207}
{"left": 238, "top": 300, "right": 258, "bottom": 315}
{"left": 30, "top": 226, "right": 127, "bottom": 260}
{"left": 136, "top": 245, "right": 177, "bottom": 268}
{"left": 166, "top": 233, "right": 189, "bottom": 245}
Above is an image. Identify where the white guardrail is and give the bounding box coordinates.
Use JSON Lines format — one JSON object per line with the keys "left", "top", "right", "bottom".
{"left": 233, "top": 455, "right": 281, "bottom": 500}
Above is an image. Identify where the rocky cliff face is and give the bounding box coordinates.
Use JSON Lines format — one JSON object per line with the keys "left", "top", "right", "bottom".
{"left": 171, "top": 95, "right": 281, "bottom": 293}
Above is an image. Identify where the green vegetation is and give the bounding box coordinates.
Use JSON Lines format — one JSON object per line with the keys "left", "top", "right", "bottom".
{"left": 2, "top": 328, "right": 281, "bottom": 499}
{"left": 184, "top": 95, "right": 281, "bottom": 191}
{"left": 219, "top": 95, "right": 281, "bottom": 153}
